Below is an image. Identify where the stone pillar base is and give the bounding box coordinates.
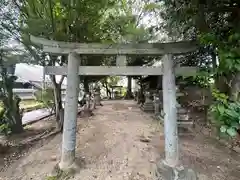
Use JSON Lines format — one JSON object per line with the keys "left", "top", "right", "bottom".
{"left": 155, "top": 160, "right": 198, "bottom": 180}
{"left": 59, "top": 150, "right": 75, "bottom": 170}
{"left": 49, "top": 161, "right": 79, "bottom": 179}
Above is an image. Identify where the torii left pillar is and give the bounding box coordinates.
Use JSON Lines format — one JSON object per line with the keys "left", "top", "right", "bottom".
{"left": 59, "top": 52, "right": 79, "bottom": 170}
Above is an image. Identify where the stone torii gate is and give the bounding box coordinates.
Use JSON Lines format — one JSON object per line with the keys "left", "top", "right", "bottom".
{"left": 30, "top": 36, "right": 198, "bottom": 178}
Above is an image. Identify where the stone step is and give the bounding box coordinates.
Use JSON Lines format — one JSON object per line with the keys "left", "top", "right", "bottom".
{"left": 143, "top": 108, "right": 155, "bottom": 111}
{"left": 156, "top": 116, "right": 194, "bottom": 126}
{"left": 178, "top": 121, "right": 194, "bottom": 125}
{"left": 159, "top": 109, "right": 193, "bottom": 125}
{"left": 178, "top": 114, "right": 189, "bottom": 121}
{"left": 157, "top": 118, "right": 194, "bottom": 125}
{"left": 176, "top": 92, "right": 184, "bottom": 97}
{"left": 141, "top": 102, "right": 155, "bottom": 112}
{"left": 143, "top": 105, "right": 154, "bottom": 109}
{"left": 160, "top": 108, "right": 189, "bottom": 114}
{"left": 177, "top": 108, "right": 188, "bottom": 114}
{"left": 143, "top": 102, "right": 154, "bottom": 106}
{"left": 143, "top": 108, "right": 154, "bottom": 111}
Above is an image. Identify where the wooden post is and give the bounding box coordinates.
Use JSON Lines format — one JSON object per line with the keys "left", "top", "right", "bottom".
{"left": 162, "top": 54, "right": 179, "bottom": 167}
{"left": 59, "top": 52, "right": 79, "bottom": 169}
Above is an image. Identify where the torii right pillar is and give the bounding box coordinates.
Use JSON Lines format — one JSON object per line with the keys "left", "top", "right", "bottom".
{"left": 156, "top": 54, "right": 197, "bottom": 180}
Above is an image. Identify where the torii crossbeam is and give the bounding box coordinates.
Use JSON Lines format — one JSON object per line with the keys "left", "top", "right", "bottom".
{"left": 30, "top": 35, "right": 198, "bottom": 178}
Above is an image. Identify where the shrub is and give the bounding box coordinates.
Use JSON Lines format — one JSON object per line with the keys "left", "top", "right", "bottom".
{"left": 34, "top": 88, "right": 54, "bottom": 109}
{"left": 211, "top": 89, "right": 240, "bottom": 137}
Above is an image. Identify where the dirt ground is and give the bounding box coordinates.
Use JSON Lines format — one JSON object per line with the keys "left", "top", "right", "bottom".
{"left": 0, "top": 117, "right": 57, "bottom": 170}
{"left": 0, "top": 100, "right": 240, "bottom": 180}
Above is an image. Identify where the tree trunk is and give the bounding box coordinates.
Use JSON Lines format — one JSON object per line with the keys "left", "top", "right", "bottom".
{"left": 196, "top": 1, "right": 209, "bottom": 33}
{"left": 47, "top": 55, "right": 65, "bottom": 131}
{"left": 125, "top": 76, "right": 133, "bottom": 99}
{"left": 140, "top": 81, "right": 145, "bottom": 104}
{"left": 137, "top": 86, "right": 144, "bottom": 104}
{"left": 230, "top": 72, "right": 240, "bottom": 101}
{"left": 211, "top": 48, "right": 221, "bottom": 91}
{"left": 128, "top": 76, "right": 132, "bottom": 92}
{"left": 11, "top": 114, "right": 23, "bottom": 134}
{"left": 53, "top": 83, "right": 64, "bottom": 131}
{"left": 211, "top": 48, "right": 231, "bottom": 94}
{"left": 107, "top": 87, "right": 111, "bottom": 99}
{"left": 102, "top": 81, "right": 111, "bottom": 99}
{"left": 8, "top": 93, "right": 23, "bottom": 134}
{"left": 83, "top": 78, "right": 89, "bottom": 93}
{"left": 11, "top": 110, "right": 23, "bottom": 134}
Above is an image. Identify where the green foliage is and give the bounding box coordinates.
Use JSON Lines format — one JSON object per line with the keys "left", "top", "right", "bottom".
{"left": 217, "top": 49, "right": 240, "bottom": 74}
{"left": 34, "top": 88, "right": 54, "bottom": 109}
{"left": 121, "top": 87, "right": 127, "bottom": 97}
{"left": 16, "top": 0, "right": 154, "bottom": 89}
{"left": 107, "top": 76, "right": 121, "bottom": 87}
{"left": 0, "top": 5, "right": 24, "bottom": 134}
{"left": 211, "top": 89, "right": 240, "bottom": 137}
{"left": 199, "top": 31, "right": 240, "bottom": 101}
{"left": 160, "top": 0, "right": 240, "bottom": 98}
{"left": 45, "top": 164, "right": 74, "bottom": 180}
{"left": 0, "top": 123, "right": 11, "bottom": 135}
{"left": 199, "top": 32, "right": 218, "bottom": 45}
{"left": 179, "top": 70, "right": 212, "bottom": 88}
{"left": 143, "top": 2, "right": 162, "bottom": 12}
{"left": 212, "top": 89, "right": 228, "bottom": 105}
{"left": 0, "top": 62, "right": 23, "bottom": 134}
{"left": 199, "top": 32, "right": 240, "bottom": 74}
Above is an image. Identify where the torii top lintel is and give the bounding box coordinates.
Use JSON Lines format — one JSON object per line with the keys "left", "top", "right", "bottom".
{"left": 30, "top": 36, "right": 198, "bottom": 55}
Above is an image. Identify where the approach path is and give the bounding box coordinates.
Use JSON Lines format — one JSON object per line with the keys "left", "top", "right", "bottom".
{"left": 1, "top": 100, "right": 240, "bottom": 180}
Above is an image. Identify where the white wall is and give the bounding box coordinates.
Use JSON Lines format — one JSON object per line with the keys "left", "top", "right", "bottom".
{"left": 117, "top": 76, "right": 139, "bottom": 92}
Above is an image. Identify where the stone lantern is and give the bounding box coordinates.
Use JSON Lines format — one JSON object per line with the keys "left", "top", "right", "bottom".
{"left": 153, "top": 92, "right": 161, "bottom": 115}
{"left": 141, "top": 91, "right": 154, "bottom": 112}
{"left": 94, "top": 84, "right": 102, "bottom": 106}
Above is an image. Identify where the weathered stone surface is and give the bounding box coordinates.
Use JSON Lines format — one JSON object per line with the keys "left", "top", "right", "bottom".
{"left": 142, "top": 102, "right": 154, "bottom": 112}
{"left": 94, "top": 91, "right": 101, "bottom": 106}
{"left": 154, "top": 94, "right": 161, "bottom": 115}
{"left": 142, "top": 92, "right": 155, "bottom": 112}
{"left": 178, "top": 114, "right": 189, "bottom": 121}
{"left": 30, "top": 35, "right": 199, "bottom": 55}
{"left": 178, "top": 107, "right": 188, "bottom": 114}
{"left": 156, "top": 160, "right": 198, "bottom": 180}
{"left": 158, "top": 107, "right": 191, "bottom": 123}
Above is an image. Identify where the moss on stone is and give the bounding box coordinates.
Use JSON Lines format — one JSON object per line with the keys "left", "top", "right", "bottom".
{"left": 46, "top": 164, "right": 76, "bottom": 180}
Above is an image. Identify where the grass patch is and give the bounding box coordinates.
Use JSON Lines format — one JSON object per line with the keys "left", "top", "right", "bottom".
{"left": 20, "top": 100, "right": 42, "bottom": 108}
{"left": 20, "top": 100, "right": 47, "bottom": 112}
{"left": 20, "top": 100, "right": 46, "bottom": 111}
{"left": 0, "top": 100, "right": 46, "bottom": 112}
{"left": 46, "top": 177, "right": 58, "bottom": 180}
{"left": 46, "top": 164, "right": 75, "bottom": 180}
